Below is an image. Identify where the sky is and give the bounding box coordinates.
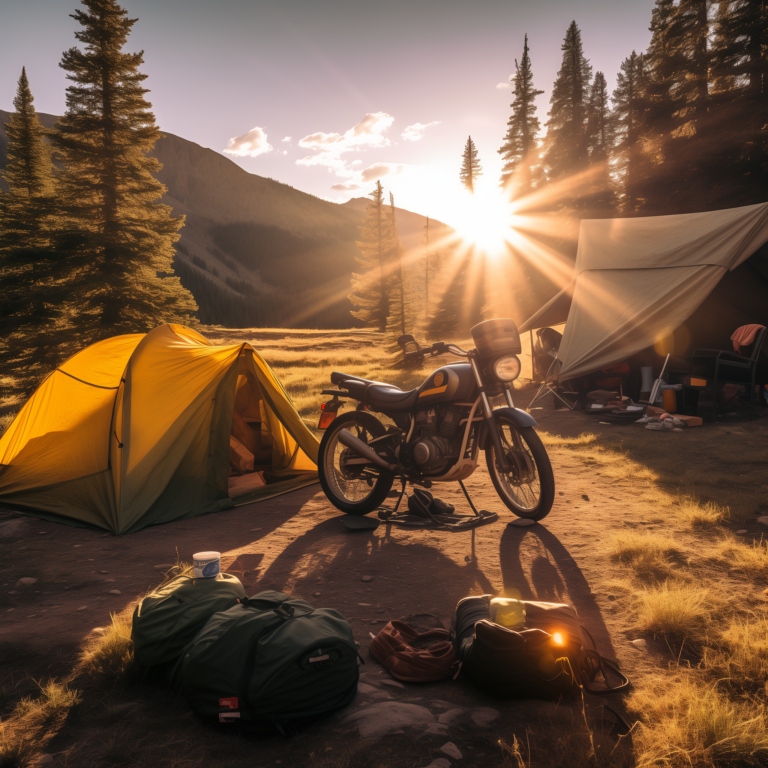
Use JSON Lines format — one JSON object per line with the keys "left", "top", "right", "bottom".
{"left": 1, "top": 0, "right": 657, "bottom": 226}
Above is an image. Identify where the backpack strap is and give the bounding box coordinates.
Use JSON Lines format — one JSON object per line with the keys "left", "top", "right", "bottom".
{"left": 577, "top": 626, "right": 631, "bottom": 695}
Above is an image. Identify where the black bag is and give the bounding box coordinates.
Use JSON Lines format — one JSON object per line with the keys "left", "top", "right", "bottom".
{"left": 450, "top": 594, "right": 629, "bottom": 699}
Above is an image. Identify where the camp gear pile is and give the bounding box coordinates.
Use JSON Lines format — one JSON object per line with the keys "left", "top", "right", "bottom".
{"left": 0, "top": 324, "right": 319, "bottom": 534}
{"left": 450, "top": 594, "right": 629, "bottom": 699}
{"left": 175, "top": 591, "right": 359, "bottom": 734}
{"left": 369, "top": 620, "right": 459, "bottom": 682}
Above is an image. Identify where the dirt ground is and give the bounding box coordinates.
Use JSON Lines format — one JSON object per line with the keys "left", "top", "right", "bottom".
{"left": 1, "top": 384, "right": 767, "bottom": 768}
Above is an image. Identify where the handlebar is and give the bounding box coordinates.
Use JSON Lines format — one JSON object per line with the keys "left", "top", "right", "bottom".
{"left": 397, "top": 334, "right": 469, "bottom": 361}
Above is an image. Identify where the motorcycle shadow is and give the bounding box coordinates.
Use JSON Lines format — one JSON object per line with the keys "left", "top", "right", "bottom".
{"left": 499, "top": 524, "right": 616, "bottom": 659}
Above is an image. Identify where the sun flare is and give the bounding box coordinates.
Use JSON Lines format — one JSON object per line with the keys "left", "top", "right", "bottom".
{"left": 438, "top": 180, "right": 516, "bottom": 259}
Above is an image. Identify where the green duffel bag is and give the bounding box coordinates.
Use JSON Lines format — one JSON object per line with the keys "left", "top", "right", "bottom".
{"left": 131, "top": 572, "right": 246, "bottom": 670}
{"left": 176, "top": 590, "right": 359, "bottom": 734}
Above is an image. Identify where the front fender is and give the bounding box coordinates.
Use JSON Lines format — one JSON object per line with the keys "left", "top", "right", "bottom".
{"left": 489, "top": 406, "right": 538, "bottom": 428}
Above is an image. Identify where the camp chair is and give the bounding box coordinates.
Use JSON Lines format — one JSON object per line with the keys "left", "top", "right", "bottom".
{"left": 528, "top": 329, "right": 575, "bottom": 411}
{"left": 688, "top": 325, "right": 768, "bottom": 421}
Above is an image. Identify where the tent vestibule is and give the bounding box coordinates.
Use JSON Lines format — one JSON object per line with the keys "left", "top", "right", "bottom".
{"left": 0, "top": 325, "right": 319, "bottom": 534}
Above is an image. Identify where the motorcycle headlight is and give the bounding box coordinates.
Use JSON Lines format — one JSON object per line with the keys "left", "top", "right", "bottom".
{"left": 493, "top": 355, "right": 521, "bottom": 382}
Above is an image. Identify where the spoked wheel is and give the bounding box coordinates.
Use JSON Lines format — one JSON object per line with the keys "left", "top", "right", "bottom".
{"left": 318, "top": 411, "right": 395, "bottom": 515}
{"left": 485, "top": 418, "right": 555, "bottom": 520}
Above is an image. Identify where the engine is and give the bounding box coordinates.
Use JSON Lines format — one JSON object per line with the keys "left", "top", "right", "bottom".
{"left": 411, "top": 405, "right": 466, "bottom": 473}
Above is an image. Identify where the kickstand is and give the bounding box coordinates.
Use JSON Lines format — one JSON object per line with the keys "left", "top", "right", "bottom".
{"left": 380, "top": 479, "right": 407, "bottom": 520}
{"left": 458, "top": 480, "right": 481, "bottom": 517}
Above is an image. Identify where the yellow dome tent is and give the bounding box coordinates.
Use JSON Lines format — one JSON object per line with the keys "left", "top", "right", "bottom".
{"left": 0, "top": 325, "right": 319, "bottom": 534}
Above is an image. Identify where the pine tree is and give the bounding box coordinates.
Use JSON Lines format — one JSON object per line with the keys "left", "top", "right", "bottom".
{"left": 584, "top": 71, "right": 617, "bottom": 215}
{"left": 385, "top": 193, "right": 409, "bottom": 344}
{"left": 612, "top": 53, "right": 647, "bottom": 212}
{"left": 709, "top": 0, "right": 768, "bottom": 207}
{"left": 50, "top": 0, "right": 196, "bottom": 341}
{"left": 460, "top": 136, "right": 483, "bottom": 193}
{"left": 421, "top": 215, "right": 442, "bottom": 331}
{"left": 0, "top": 68, "right": 68, "bottom": 394}
{"left": 349, "top": 180, "right": 390, "bottom": 331}
{"left": 498, "top": 34, "right": 544, "bottom": 194}
{"left": 542, "top": 21, "right": 593, "bottom": 193}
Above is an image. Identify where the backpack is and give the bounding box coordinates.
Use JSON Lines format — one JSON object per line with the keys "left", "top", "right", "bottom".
{"left": 175, "top": 591, "right": 360, "bottom": 734}
{"left": 369, "top": 621, "right": 459, "bottom": 682}
{"left": 450, "top": 594, "right": 629, "bottom": 699}
{"left": 131, "top": 572, "right": 246, "bottom": 671}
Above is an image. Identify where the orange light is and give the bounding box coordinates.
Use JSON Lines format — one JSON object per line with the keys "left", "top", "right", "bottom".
{"left": 318, "top": 411, "right": 336, "bottom": 430}
{"left": 553, "top": 632, "right": 564, "bottom": 646}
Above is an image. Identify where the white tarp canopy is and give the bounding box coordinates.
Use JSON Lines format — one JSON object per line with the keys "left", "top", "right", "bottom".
{"left": 520, "top": 202, "right": 768, "bottom": 380}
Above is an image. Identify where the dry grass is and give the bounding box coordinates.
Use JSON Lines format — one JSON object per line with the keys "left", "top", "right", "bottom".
{"left": 13, "top": 679, "right": 81, "bottom": 721}
{"left": 676, "top": 496, "right": 730, "bottom": 527}
{"left": 629, "top": 674, "right": 768, "bottom": 768}
{"left": 713, "top": 536, "right": 767, "bottom": 576}
{"left": 703, "top": 616, "right": 768, "bottom": 697}
{"left": 80, "top": 612, "right": 135, "bottom": 682}
{"left": 0, "top": 722, "right": 36, "bottom": 768}
{"left": 539, "top": 430, "right": 659, "bottom": 483}
{"left": 635, "top": 581, "right": 712, "bottom": 640}
{"left": 610, "top": 532, "right": 685, "bottom": 581}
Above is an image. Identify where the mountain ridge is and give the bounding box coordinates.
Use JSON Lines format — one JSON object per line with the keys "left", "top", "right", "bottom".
{"left": 0, "top": 110, "right": 452, "bottom": 328}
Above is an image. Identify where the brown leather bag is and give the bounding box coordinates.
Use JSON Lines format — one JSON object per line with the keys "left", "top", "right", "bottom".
{"left": 369, "top": 620, "right": 459, "bottom": 682}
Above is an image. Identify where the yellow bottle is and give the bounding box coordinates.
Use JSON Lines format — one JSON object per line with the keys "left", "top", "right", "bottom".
{"left": 490, "top": 597, "right": 526, "bottom": 630}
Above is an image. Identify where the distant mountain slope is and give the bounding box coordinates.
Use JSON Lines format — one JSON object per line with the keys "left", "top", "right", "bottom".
{"left": 0, "top": 110, "right": 452, "bottom": 328}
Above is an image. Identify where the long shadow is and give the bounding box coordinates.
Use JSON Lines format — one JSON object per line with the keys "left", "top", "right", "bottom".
{"left": 499, "top": 524, "right": 616, "bottom": 659}
{"left": 252, "top": 516, "right": 497, "bottom": 624}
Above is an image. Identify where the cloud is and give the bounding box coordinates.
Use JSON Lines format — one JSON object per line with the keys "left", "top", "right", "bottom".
{"left": 297, "top": 112, "right": 395, "bottom": 173}
{"left": 496, "top": 82, "right": 511, "bottom": 89}
{"left": 401, "top": 121, "right": 440, "bottom": 142}
{"left": 282, "top": 136, "right": 291, "bottom": 143}
{"left": 360, "top": 162, "right": 405, "bottom": 183}
{"left": 331, "top": 183, "right": 361, "bottom": 191}
{"left": 223, "top": 126, "right": 272, "bottom": 158}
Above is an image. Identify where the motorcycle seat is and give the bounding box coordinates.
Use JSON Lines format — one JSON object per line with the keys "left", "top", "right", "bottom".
{"left": 365, "top": 384, "right": 419, "bottom": 412}
{"left": 332, "top": 372, "right": 419, "bottom": 412}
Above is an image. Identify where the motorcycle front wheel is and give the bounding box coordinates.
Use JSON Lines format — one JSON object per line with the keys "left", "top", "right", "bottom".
{"left": 318, "top": 411, "right": 395, "bottom": 515}
{"left": 485, "top": 419, "right": 555, "bottom": 520}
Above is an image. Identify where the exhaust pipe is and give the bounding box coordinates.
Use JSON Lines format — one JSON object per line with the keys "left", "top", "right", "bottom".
{"left": 339, "top": 429, "right": 397, "bottom": 472}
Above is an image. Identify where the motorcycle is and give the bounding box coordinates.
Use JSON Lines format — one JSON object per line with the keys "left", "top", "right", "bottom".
{"left": 315, "top": 319, "right": 555, "bottom": 521}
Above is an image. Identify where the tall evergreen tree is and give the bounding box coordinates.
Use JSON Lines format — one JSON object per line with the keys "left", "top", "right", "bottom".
{"left": 542, "top": 20, "right": 593, "bottom": 195}
{"left": 612, "top": 53, "right": 647, "bottom": 212}
{"left": 349, "top": 180, "right": 390, "bottom": 331}
{"left": 0, "top": 69, "right": 67, "bottom": 394}
{"left": 460, "top": 136, "right": 483, "bottom": 193}
{"left": 385, "top": 193, "right": 409, "bottom": 342}
{"left": 51, "top": 0, "right": 196, "bottom": 340}
{"left": 584, "top": 71, "right": 617, "bottom": 214}
{"left": 498, "top": 34, "right": 544, "bottom": 194}
{"left": 709, "top": 0, "right": 768, "bottom": 206}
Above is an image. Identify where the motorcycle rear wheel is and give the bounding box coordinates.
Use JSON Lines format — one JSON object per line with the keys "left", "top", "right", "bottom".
{"left": 485, "top": 420, "right": 555, "bottom": 520}
{"left": 318, "top": 411, "right": 395, "bottom": 515}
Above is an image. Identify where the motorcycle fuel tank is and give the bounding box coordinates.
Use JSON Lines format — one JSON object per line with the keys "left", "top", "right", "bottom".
{"left": 416, "top": 364, "right": 476, "bottom": 405}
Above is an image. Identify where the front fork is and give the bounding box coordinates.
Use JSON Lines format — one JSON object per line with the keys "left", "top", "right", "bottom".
{"left": 468, "top": 351, "right": 511, "bottom": 473}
